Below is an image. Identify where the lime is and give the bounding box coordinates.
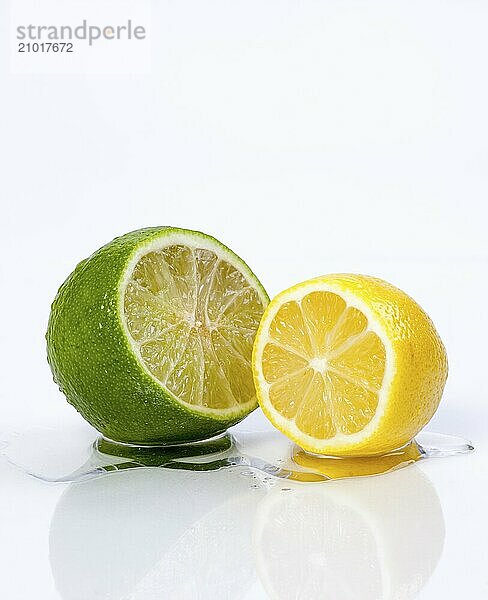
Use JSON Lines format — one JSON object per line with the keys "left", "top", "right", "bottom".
{"left": 47, "top": 227, "right": 268, "bottom": 444}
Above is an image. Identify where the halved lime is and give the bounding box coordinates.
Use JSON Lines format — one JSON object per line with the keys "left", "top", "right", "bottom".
{"left": 47, "top": 227, "right": 268, "bottom": 444}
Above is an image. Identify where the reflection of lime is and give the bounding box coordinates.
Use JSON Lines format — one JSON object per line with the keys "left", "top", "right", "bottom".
{"left": 47, "top": 227, "right": 268, "bottom": 444}
{"left": 253, "top": 468, "right": 444, "bottom": 600}
{"left": 50, "top": 469, "right": 261, "bottom": 600}
{"left": 96, "top": 432, "right": 233, "bottom": 467}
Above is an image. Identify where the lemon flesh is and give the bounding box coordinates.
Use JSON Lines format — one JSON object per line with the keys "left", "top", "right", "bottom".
{"left": 252, "top": 274, "right": 448, "bottom": 456}
{"left": 124, "top": 244, "right": 263, "bottom": 414}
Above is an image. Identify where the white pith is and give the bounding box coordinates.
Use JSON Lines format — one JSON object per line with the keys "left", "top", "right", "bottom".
{"left": 254, "top": 281, "right": 395, "bottom": 450}
{"left": 119, "top": 230, "right": 268, "bottom": 417}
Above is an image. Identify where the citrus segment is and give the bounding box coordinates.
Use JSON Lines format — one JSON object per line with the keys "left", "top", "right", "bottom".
{"left": 301, "top": 291, "right": 346, "bottom": 355}
{"left": 269, "top": 369, "right": 314, "bottom": 420}
{"left": 269, "top": 301, "right": 313, "bottom": 356}
{"left": 262, "top": 343, "right": 308, "bottom": 383}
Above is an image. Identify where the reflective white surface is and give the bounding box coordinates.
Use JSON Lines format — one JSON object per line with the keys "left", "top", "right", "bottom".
{"left": 48, "top": 462, "right": 443, "bottom": 600}
{"left": 1, "top": 411, "right": 487, "bottom": 599}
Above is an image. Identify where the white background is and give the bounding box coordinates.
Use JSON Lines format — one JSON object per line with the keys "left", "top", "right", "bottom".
{"left": 1, "top": 0, "right": 487, "bottom": 598}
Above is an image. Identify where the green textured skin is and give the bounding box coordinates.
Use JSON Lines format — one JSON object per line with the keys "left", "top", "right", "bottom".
{"left": 46, "top": 227, "right": 269, "bottom": 444}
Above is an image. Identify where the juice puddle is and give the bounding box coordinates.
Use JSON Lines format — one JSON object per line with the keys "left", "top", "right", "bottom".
{"left": 1, "top": 427, "right": 474, "bottom": 484}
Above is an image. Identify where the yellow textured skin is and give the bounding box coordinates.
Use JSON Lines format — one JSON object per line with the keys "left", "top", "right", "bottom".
{"left": 252, "top": 274, "right": 448, "bottom": 456}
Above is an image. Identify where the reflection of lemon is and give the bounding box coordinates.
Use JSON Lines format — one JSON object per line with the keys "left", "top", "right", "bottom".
{"left": 252, "top": 274, "right": 448, "bottom": 455}
{"left": 253, "top": 468, "right": 445, "bottom": 600}
{"left": 293, "top": 441, "right": 422, "bottom": 479}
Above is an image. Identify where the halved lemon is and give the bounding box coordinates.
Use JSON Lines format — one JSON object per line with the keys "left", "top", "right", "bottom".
{"left": 252, "top": 274, "right": 448, "bottom": 456}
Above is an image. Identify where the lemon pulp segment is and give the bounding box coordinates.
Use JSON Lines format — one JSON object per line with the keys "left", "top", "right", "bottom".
{"left": 124, "top": 244, "right": 264, "bottom": 413}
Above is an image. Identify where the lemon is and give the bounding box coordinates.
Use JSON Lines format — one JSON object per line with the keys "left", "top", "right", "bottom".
{"left": 47, "top": 227, "right": 268, "bottom": 445}
{"left": 252, "top": 274, "right": 448, "bottom": 456}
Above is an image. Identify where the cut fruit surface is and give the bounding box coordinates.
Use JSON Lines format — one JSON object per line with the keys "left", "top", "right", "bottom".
{"left": 124, "top": 242, "right": 266, "bottom": 415}
{"left": 252, "top": 274, "right": 448, "bottom": 456}
{"left": 263, "top": 293, "right": 385, "bottom": 439}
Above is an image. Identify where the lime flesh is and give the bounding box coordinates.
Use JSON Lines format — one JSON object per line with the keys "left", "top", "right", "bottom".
{"left": 124, "top": 244, "right": 263, "bottom": 414}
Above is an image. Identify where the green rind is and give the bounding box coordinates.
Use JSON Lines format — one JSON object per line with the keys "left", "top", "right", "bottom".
{"left": 47, "top": 227, "right": 269, "bottom": 444}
